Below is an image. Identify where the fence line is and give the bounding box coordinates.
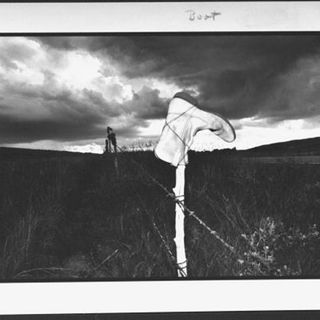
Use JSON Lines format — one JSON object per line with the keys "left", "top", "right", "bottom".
{"left": 113, "top": 145, "right": 271, "bottom": 269}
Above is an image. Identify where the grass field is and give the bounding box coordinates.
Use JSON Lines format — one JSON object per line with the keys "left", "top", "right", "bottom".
{"left": 239, "top": 155, "right": 320, "bottom": 165}
{"left": 1, "top": 149, "right": 320, "bottom": 280}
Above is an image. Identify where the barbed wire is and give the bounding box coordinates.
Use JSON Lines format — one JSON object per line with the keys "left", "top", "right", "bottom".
{"left": 115, "top": 145, "right": 238, "bottom": 252}
{"left": 111, "top": 139, "right": 271, "bottom": 270}
{"left": 136, "top": 194, "right": 187, "bottom": 275}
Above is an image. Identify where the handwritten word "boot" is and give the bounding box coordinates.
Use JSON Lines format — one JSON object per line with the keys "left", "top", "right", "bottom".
{"left": 186, "top": 10, "right": 221, "bottom": 22}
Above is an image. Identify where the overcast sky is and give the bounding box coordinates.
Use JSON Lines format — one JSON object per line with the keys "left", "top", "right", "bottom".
{"left": 1, "top": 35, "right": 320, "bottom": 153}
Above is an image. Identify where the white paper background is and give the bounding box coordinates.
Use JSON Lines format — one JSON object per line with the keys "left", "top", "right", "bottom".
{"left": 0, "top": 1, "right": 319, "bottom": 33}
{"left": 0, "top": 280, "right": 319, "bottom": 314}
{"left": 0, "top": 1, "right": 320, "bottom": 315}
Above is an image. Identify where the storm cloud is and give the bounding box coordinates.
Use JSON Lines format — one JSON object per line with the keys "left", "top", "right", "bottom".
{"left": 34, "top": 35, "right": 320, "bottom": 119}
{"left": 1, "top": 35, "right": 320, "bottom": 150}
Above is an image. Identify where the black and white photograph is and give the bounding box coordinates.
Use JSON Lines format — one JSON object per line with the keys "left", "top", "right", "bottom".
{"left": 2, "top": 33, "right": 320, "bottom": 281}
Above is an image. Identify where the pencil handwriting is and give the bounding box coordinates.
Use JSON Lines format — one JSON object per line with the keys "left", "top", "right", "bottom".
{"left": 186, "top": 9, "right": 221, "bottom": 22}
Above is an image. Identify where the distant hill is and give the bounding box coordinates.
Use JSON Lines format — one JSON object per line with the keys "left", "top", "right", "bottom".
{"left": 244, "top": 137, "right": 320, "bottom": 156}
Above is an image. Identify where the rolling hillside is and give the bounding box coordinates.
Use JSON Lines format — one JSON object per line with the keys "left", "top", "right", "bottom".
{"left": 245, "top": 137, "right": 320, "bottom": 156}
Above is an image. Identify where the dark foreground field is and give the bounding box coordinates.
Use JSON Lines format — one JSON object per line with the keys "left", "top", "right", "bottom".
{"left": 1, "top": 147, "right": 320, "bottom": 280}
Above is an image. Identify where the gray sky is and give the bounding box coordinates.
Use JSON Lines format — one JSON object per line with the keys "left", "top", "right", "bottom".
{"left": 1, "top": 35, "right": 320, "bottom": 153}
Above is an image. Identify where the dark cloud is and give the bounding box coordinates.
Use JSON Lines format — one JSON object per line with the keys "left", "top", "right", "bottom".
{"left": 3, "top": 35, "right": 320, "bottom": 146}
{"left": 0, "top": 70, "right": 166, "bottom": 144}
{"left": 32, "top": 37, "right": 79, "bottom": 51}
{"left": 64, "top": 35, "right": 320, "bottom": 121}
{"left": 123, "top": 86, "right": 168, "bottom": 120}
{"left": 0, "top": 111, "right": 103, "bottom": 144}
{"left": 0, "top": 81, "right": 117, "bottom": 144}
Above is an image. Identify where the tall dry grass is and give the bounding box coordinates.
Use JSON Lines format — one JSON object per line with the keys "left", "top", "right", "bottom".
{"left": 0, "top": 151, "right": 320, "bottom": 279}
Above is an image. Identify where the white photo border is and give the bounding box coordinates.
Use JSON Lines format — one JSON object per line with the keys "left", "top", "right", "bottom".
{"left": 0, "top": 1, "right": 319, "bottom": 33}
{"left": 0, "top": 1, "right": 320, "bottom": 315}
{"left": 1, "top": 280, "right": 320, "bottom": 314}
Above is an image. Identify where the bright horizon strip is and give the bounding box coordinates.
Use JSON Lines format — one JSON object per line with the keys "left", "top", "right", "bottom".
{"left": 4, "top": 117, "right": 320, "bottom": 154}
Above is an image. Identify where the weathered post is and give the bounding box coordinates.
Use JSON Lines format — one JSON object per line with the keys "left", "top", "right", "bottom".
{"left": 107, "top": 126, "right": 119, "bottom": 177}
{"left": 154, "top": 92, "right": 236, "bottom": 277}
{"left": 173, "top": 164, "right": 187, "bottom": 276}
{"left": 104, "top": 139, "right": 109, "bottom": 154}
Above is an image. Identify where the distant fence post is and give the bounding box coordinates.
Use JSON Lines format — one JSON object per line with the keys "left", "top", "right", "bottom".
{"left": 104, "top": 139, "right": 109, "bottom": 154}
{"left": 107, "top": 126, "right": 119, "bottom": 177}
